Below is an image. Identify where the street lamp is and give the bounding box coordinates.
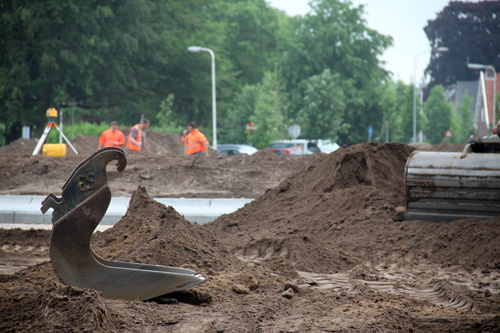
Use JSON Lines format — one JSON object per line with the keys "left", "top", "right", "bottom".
{"left": 412, "top": 47, "right": 449, "bottom": 143}
{"left": 188, "top": 46, "right": 217, "bottom": 150}
{"left": 468, "top": 63, "right": 496, "bottom": 126}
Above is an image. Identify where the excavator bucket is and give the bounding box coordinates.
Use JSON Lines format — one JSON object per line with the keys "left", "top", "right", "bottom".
{"left": 41, "top": 147, "right": 205, "bottom": 301}
{"left": 405, "top": 136, "right": 500, "bottom": 222}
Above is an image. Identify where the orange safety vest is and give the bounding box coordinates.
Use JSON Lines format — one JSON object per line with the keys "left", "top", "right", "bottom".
{"left": 126, "top": 124, "right": 145, "bottom": 151}
{"left": 182, "top": 128, "right": 209, "bottom": 155}
{"left": 99, "top": 128, "right": 125, "bottom": 148}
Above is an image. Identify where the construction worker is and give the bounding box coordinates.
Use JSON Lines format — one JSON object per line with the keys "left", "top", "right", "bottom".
{"left": 98, "top": 121, "right": 126, "bottom": 149}
{"left": 182, "top": 122, "right": 209, "bottom": 155}
{"left": 126, "top": 118, "right": 150, "bottom": 151}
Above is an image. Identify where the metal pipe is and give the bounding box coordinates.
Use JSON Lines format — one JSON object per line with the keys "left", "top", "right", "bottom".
{"left": 188, "top": 46, "right": 217, "bottom": 150}
{"left": 468, "top": 63, "right": 496, "bottom": 127}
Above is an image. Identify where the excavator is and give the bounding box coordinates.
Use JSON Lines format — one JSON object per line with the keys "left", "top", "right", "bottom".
{"left": 404, "top": 131, "right": 500, "bottom": 222}
{"left": 41, "top": 147, "right": 205, "bottom": 301}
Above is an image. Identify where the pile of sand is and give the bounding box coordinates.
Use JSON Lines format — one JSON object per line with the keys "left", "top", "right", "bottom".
{"left": 92, "top": 186, "right": 242, "bottom": 275}
{"left": 0, "top": 131, "right": 317, "bottom": 198}
{"left": 1, "top": 140, "right": 499, "bottom": 332}
{"left": 207, "top": 142, "right": 500, "bottom": 272}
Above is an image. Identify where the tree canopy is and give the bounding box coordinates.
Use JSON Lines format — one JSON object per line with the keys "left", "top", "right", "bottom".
{"left": 1, "top": 0, "right": 400, "bottom": 147}
{"left": 278, "top": 0, "right": 393, "bottom": 144}
{"left": 423, "top": 85, "right": 454, "bottom": 144}
{"left": 424, "top": 1, "right": 500, "bottom": 93}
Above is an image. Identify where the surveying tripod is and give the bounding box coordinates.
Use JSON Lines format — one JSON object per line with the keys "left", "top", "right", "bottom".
{"left": 32, "top": 108, "right": 79, "bottom": 156}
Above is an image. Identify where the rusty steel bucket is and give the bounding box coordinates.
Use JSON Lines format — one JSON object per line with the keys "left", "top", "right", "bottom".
{"left": 42, "top": 147, "right": 205, "bottom": 300}
{"left": 404, "top": 149, "right": 500, "bottom": 222}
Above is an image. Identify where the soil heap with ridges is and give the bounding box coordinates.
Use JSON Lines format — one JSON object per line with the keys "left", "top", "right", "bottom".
{"left": 206, "top": 142, "right": 500, "bottom": 272}
{"left": 0, "top": 132, "right": 317, "bottom": 198}
{"left": 92, "top": 186, "right": 242, "bottom": 275}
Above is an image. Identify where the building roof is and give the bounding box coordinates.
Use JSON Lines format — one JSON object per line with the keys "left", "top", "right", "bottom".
{"left": 456, "top": 80, "right": 479, "bottom": 109}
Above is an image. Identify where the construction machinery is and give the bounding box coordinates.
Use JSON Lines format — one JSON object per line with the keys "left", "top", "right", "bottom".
{"left": 404, "top": 135, "right": 500, "bottom": 222}
{"left": 41, "top": 147, "right": 205, "bottom": 301}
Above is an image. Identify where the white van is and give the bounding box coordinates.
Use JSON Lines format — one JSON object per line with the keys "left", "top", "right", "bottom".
{"left": 269, "top": 140, "right": 320, "bottom": 155}
{"left": 315, "top": 139, "right": 340, "bottom": 153}
{"left": 269, "top": 139, "right": 339, "bottom": 155}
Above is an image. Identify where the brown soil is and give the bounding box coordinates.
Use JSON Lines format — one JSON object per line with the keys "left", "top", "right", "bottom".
{"left": 1, "top": 134, "right": 499, "bottom": 332}
{"left": 0, "top": 132, "right": 315, "bottom": 197}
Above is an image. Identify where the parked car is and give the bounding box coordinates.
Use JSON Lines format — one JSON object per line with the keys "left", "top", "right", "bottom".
{"left": 268, "top": 140, "right": 320, "bottom": 155}
{"left": 216, "top": 144, "right": 258, "bottom": 156}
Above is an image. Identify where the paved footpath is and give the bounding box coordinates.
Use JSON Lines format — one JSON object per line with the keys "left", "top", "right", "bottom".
{"left": 0, "top": 195, "right": 252, "bottom": 228}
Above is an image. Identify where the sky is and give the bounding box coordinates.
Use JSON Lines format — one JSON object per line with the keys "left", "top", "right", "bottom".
{"left": 267, "top": 0, "right": 452, "bottom": 84}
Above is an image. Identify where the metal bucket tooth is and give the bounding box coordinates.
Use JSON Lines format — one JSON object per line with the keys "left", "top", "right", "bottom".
{"left": 42, "top": 147, "right": 206, "bottom": 301}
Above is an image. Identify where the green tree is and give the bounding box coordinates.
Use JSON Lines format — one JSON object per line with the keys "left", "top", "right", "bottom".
{"left": 156, "top": 94, "right": 184, "bottom": 135}
{"left": 279, "top": 0, "right": 392, "bottom": 144}
{"left": 0, "top": 0, "right": 237, "bottom": 142}
{"left": 374, "top": 81, "right": 413, "bottom": 143}
{"left": 424, "top": 1, "right": 500, "bottom": 94}
{"left": 423, "top": 85, "right": 454, "bottom": 144}
{"left": 447, "top": 107, "right": 460, "bottom": 144}
{"left": 0, "top": 0, "right": 400, "bottom": 148}
{"left": 376, "top": 83, "right": 400, "bottom": 143}
{"left": 223, "top": 85, "right": 259, "bottom": 144}
{"left": 297, "top": 69, "right": 348, "bottom": 141}
{"left": 213, "top": 0, "right": 279, "bottom": 87}
{"left": 186, "top": 0, "right": 282, "bottom": 140}
{"left": 247, "top": 71, "right": 285, "bottom": 148}
{"left": 455, "top": 93, "right": 474, "bottom": 143}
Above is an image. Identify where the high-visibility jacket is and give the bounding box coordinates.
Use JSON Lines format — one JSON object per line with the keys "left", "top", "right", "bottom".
{"left": 182, "top": 128, "right": 209, "bottom": 155}
{"left": 126, "top": 124, "right": 146, "bottom": 151}
{"left": 99, "top": 128, "right": 125, "bottom": 148}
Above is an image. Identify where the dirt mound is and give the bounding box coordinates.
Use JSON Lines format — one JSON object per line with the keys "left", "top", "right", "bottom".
{"left": 404, "top": 217, "right": 500, "bottom": 269}
{"left": 0, "top": 131, "right": 317, "bottom": 198}
{"left": 207, "top": 142, "right": 500, "bottom": 273}
{"left": 0, "top": 276, "right": 112, "bottom": 332}
{"left": 410, "top": 141, "right": 465, "bottom": 152}
{"left": 0, "top": 188, "right": 311, "bottom": 332}
{"left": 0, "top": 228, "right": 51, "bottom": 243}
{"left": 0, "top": 138, "right": 38, "bottom": 154}
{"left": 1, "top": 139, "right": 500, "bottom": 331}
{"left": 70, "top": 135, "right": 99, "bottom": 156}
{"left": 92, "top": 186, "right": 242, "bottom": 275}
{"left": 145, "top": 130, "right": 187, "bottom": 155}
{"left": 429, "top": 142, "right": 465, "bottom": 152}
{"left": 207, "top": 143, "right": 414, "bottom": 272}
{"left": 235, "top": 234, "right": 356, "bottom": 273}
{"left": 295, "top": 142, "right": 413, "bottom": 193}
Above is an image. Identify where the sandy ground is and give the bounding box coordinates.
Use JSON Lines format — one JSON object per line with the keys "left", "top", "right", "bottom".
{"left": 1, "top": 133, "right": 499, "bottom": 332}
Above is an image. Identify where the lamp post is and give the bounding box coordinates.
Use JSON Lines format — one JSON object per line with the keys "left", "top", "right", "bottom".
{"left": 412, "top": 47, "right": 449, "bottom": 143}
{"left": 188, "top": 46, "right": 217, "bottom": 150}
{"left": 468, "top": 63, "right": 496, "bottom": 126}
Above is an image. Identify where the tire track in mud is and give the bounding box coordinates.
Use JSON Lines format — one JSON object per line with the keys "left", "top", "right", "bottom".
{"left": 298, "top": 266, "right": 500, "bottom": 311}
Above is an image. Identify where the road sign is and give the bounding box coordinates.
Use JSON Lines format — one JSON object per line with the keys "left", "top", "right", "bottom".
{"left": 444, "top": 129, "right": 453, "bottom": 138}
{"left": 288, "top": 124, "right": 301, "bottom": 139}
{"left": 246, "top": 122, "right": 257, "bottom": 131}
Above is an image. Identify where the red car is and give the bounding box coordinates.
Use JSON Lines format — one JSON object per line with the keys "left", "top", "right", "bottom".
{"left": 268, "top": 143, "right": 300, "bottom": 155}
